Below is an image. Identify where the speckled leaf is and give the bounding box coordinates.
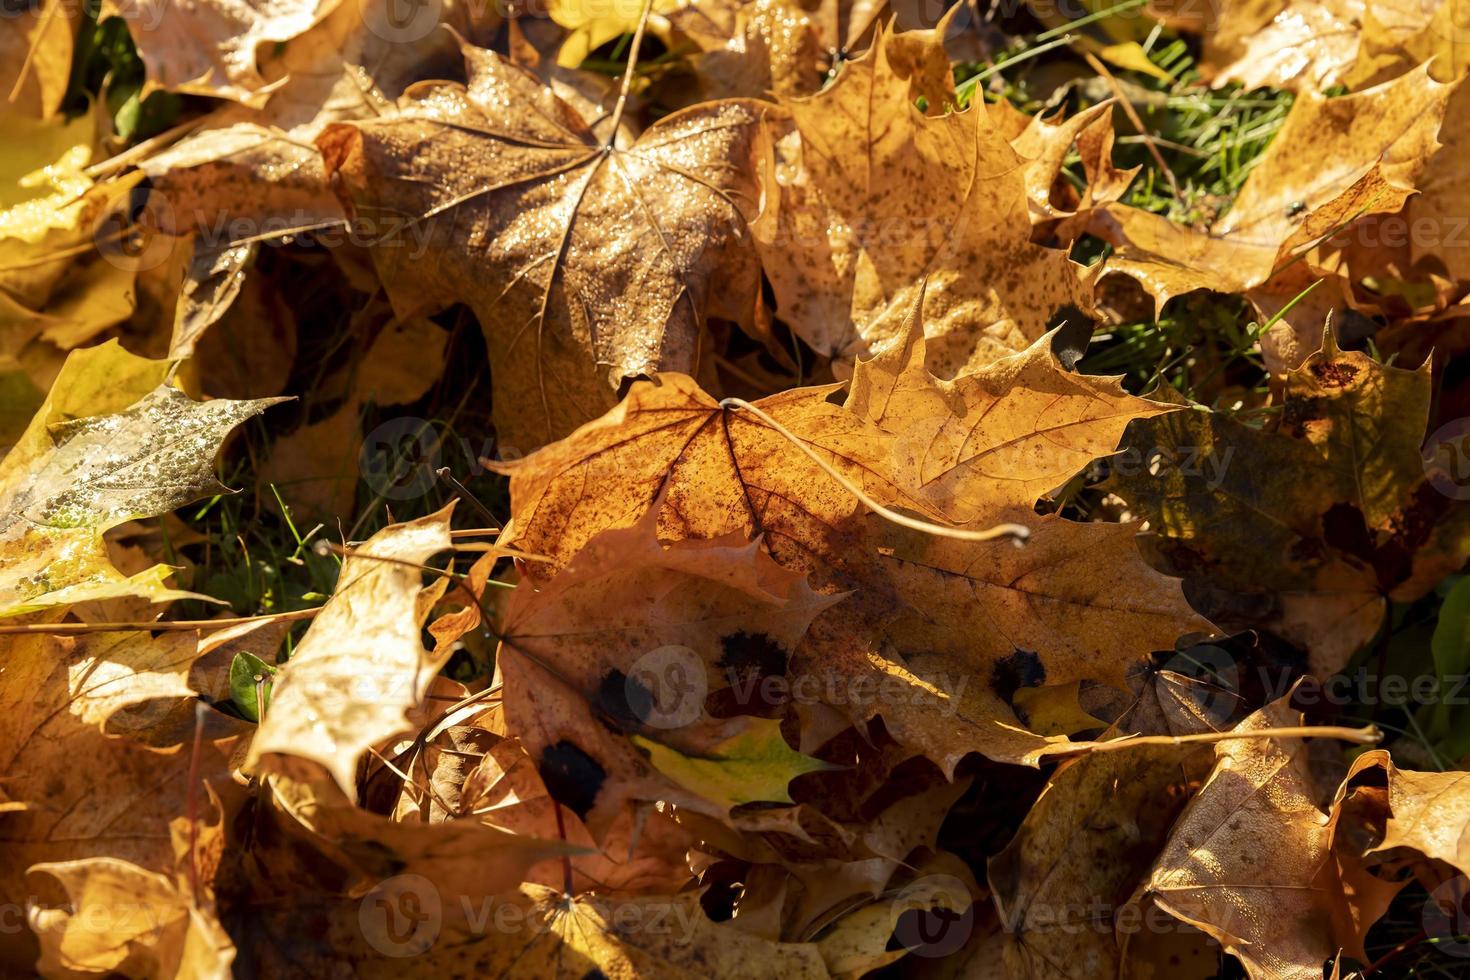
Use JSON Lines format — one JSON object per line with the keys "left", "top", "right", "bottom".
{"left": 847, "top": 316, "right": 1177, "bottom": 522}
{"left": 753, "top": 26, "right": 1094, "bottom": 376}
{"left": 1142, "top": 695, "right": 1364, "bottom": 980}
{"left": 0, "top": 343, "right": 284, "bottom": 617}
{"left": 496, "top": 368, "right": 1206, "bottom": 776}
{"left": 247, "top": 506, "right": 455, "bottom": 800}
{"left": 319, "top": 41, "right": 768, "bottom": 450}
{"left": 108, "top": 0, "right": 339, "bottom": 104}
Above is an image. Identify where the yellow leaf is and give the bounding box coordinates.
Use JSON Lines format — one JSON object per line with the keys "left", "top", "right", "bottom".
{"left": 632, "top": 717, "right": 835, "bottom": 811}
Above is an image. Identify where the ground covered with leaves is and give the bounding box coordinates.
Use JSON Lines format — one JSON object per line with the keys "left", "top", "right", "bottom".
{"left": 5, "top": 0, "right": 1470, "bottom": 976}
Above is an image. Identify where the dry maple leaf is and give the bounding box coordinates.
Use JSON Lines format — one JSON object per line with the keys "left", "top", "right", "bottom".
{"left": 667, "top": 0, "right": 829, "bottom": 101}
{"left": 1141, "top": 692, "right": 1368, "bottom": 980}
{"left": 497, "top": 506, "right": 837, "bottom": 834}
{"left": 0, "top": 119, "right": 141, "bottom": 361}
{"left": 105, "top": 0, "right": 339, "bottom": 105}
{"left": 987, "top": 662, "right": 1241, "bottom": 980}
{"left": 1348, "top": 0, "right": 1470, "bottom": 86}
{"left": 0, "top": 341, "right": 284, "bottom": 617}
{"left": 246, "top": 770, "right": 580, "bottom": 902}
{"left": 0, "top": 0, "right": 75, "bottom": 119}
{"left": 319, "top": 41, "right": 769, "bottom": 450}
{"left": 399, "top": 732, "right": 698, "bottom": 894}
{"left": 1108, "top": 333, "right": 1469, "bottom": 675}
{"left": 1192, "top": 0, "right": 1365, "bottom": 92}
{"left": 1087, "top": 65, "right": 1456, "bottom": 371}
{"left": 754, "top": 27, "right": 1095, "bottom": 377}
{"left": 1341, "top": 749, "right": 1470, "bottom": 874}
{"left": 494, "top": 330, "right": 1206, "bottom": 773}
{"left": 134, "top": 0, "right": 468, "bottom": 329}
{"left": 846, "top": 311, "right": 1176, "bottom": 523}
{"left": 989, "top": 745, "right": 1216, "bottom": 979}
{"left": 247, "top": 505, "right": 456, "bottom": 799}
{"left": 0, "top": 626, "right": 249, "bottom": 973}
{"left": 27, "top": 857, "right": 235, "bottom": 979}
{"left": 233, "top": 879, "right": 832, "bottom": 977}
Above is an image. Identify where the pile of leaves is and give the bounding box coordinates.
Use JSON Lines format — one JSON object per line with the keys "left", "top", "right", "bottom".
{"left": 5, "top": 0, "right": 1470, "bottom": 976}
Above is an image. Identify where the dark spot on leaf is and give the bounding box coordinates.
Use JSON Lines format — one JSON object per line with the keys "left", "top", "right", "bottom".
{"left": 718, "top": 631, "right": 788, "bottom": 683}
{"left": 991, "top": 648, "right": 1045, "bottom": 702}
{"left": 1321, "top": 502, "right": 1372, "bottom": 559}
{"left": 1310, "top": 359, "right": 1359, "bottom": 387}
{"left": 597, "top": 669, "right": 653, "bottom": 728}
{"left": 537, "top": 741, "right": 605, "bottom": 820}
{"left": 580, "top": 971, "right": 609, "bottom": 980}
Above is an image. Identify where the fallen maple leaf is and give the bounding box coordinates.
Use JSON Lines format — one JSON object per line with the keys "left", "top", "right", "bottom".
{"left": 1088, "top": 65, "right": 1457, "bottom": 371}
{"left": 988, "top": 664, "right": 1230, "bottom": 979}
{"left": 319, "top": 41, "right": 770, "bottom": 449}
{"left": 27, "top": 857, "right": 234, "bottom": 979}
{"left": 106, "top": 0, "right": 339, "bottom": 105}
{"left": 1108, "top": 333, "right": 1468, "bottom": 675}
{"left": 1193, "top": 0, "right": 1364, "bottom": 92}
{"left": 0, "top": 625, "right": 251, "bottom": 974}
{"left": 0, "top": 341, "right": 283, "bottom": 616}
{"left": 495, "top": 332, "right": 1206, "bottom": 773}
{"left": 1342, "top": 749, "right": 1470, "bottom": 874}
{"left": 247, "top": 505, "right": 456, "bottom": 799}
{"left": 666, "top": 0, "right": 828, "bottom": 101}
{"left": 0, "top": 0, "right": 74, "bottom": 119}
{"left": 1141, "top": 692, "right": 1368, "bottom": 979}
{"left": 754, "top": 27, "right": 1096, "bottom": 376}
{"left": 846, "top": 309, "right": 1176, "bottom": 522}
{"left": 497, "top": 507, "right": 837, "bottom": 832}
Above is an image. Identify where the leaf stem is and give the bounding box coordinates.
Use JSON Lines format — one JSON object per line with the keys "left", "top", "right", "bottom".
{"left": 0, "top": 606, "right": 323, "bottom": 636}
{"left": 1071, "top": 724, "right": 1381, "bottom": 756}
{"left": 718, "top": 397, "right": 1030, "bottom": 544}
{"left": 606, "top": 0, "right": 656, "bottom": 148}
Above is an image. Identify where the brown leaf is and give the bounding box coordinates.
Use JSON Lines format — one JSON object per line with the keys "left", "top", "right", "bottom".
{"left": 1089, "top": 66, "right": 1456, "bottom": 371}
{"left": 988, "top": 667, "right": 1225, "bottom": 980}
{"left": 320, "top": 41, "right": 769, "bottom": 449}
{"left": 1141, "top": 695, "right": 1361, "bottom": 979}
{"left": 0, "top": 341, "right": 283, "bottom": 617}
{"left": 247, "top": 505, "right": 455, "bottom": 799}
{"left": 27, "top": 857, "right": 234, "bottom": 979}
{"left": 498, "top": 507, "right": 838, "bottom": 832}
{"left": 847, "top": 315, "right": 1176, "bottom": 522}
{"left": 496, "top": 356, "right": 1205, "bottom": 772}
{"left": 753, "top": 28, "right": 1095, "bottom": 377}
{"left": 1107, "top": 333, "right": 1459, "bottom": 675}
{"left": 107, "top": 0, "right": 338, "bottom": 104}
{"left": 0, "top": 628, "right": 246, "bottom": 973}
